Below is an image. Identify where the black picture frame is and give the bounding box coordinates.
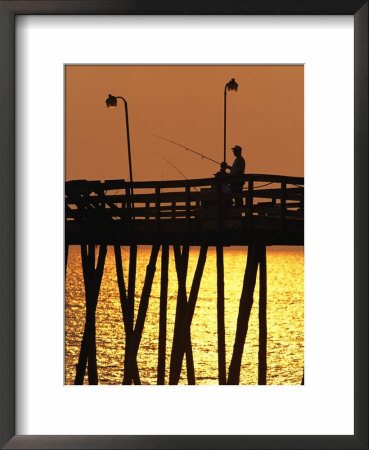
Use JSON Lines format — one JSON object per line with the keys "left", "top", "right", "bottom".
{"left": 0, "top": 1, "right": 367, "bottom": 449}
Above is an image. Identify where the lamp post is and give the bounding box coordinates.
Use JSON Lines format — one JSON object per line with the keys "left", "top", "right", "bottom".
{"left": 106, "top": 94, "right": 133, "bottom": 184}
{"left": 223, "top": 78, "right": 238, "bottom": 164}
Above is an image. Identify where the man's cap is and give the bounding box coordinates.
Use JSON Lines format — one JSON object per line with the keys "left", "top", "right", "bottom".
{"left": 231, "top": 145, "right": 242, "bottom": 152}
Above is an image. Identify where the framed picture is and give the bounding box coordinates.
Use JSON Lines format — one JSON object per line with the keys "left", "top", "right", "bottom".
{"left": 0, "top": 1, "right": 367, "bottom": 449}
{"left": 65, "top": 63, "right": 305, "bottom": 389}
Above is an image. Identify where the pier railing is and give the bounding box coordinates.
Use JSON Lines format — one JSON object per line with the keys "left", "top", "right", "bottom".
{"left": 65, "top": 174, "right": 304, "bottom": 231}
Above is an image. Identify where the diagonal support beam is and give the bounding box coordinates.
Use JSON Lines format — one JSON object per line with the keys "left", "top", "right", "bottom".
{"left": 227, "top": 244, "right": 259, "bottom": 385}
{"left": 170, "top": 245, "right": 195, "bottom": 384}
{"left": 123, "top": 244, "right": 160, "bottom": 385}
{"left": 169, "top": 245, "right": 208, "bottom": 385}
{"left": 75, "top": 244, "right": 107, "bottom": 385}
{"left": 114, "top": 245, "right": 141, "bottom": 385}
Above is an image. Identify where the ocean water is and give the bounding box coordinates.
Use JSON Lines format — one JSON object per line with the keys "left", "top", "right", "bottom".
{"left": 65, "top": 245, "right": 304, "bottom": 385}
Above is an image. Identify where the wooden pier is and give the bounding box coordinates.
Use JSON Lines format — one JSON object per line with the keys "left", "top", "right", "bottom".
{"left": 65, "top": 174, "right": 304, "bottom": 385}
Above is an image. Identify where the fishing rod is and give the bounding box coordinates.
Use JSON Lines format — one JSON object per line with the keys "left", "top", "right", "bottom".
{"left": 163, "top": 159, "right": 199, "bottom": 192}
{"left": 154, "top": 134, "right": 220, "bottom": 166}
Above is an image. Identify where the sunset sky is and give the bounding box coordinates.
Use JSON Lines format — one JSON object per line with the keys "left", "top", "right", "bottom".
{"left": 65, "top": 65, "right": 303, "bottom": 182}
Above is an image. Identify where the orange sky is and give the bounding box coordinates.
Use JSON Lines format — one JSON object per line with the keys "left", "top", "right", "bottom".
{"left": 65, "top": 65, "right": 303, "bottom": 182}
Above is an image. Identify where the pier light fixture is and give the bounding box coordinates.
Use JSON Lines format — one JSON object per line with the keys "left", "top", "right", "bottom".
{"left": 224, "top": 78, "right": 238, "bottom": 164}
{"left": 105, "top": 93, "right": 133, "bottom": 186}
{"left": 106, "top": 94, "right": 118, "bottom": 108}
{"left": 226, "top": 78, "right": 238, "bottom": 92}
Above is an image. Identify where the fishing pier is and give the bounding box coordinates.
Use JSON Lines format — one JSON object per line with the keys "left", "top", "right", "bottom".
{"left": 65, "top": 173, "right": 304, "bottom": 385}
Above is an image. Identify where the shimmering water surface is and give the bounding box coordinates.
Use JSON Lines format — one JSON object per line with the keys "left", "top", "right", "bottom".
{"left": 65, "top": 246, "right": 304, "bottom": 385}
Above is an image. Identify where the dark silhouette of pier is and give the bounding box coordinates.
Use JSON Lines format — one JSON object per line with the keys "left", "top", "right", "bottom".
{"left": 65, "top": 174, "right": 304, "bottom": 385}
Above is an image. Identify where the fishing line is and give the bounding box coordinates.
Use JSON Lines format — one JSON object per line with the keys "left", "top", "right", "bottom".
{"left": 163, "top": 159, "right": 199, "bottom": 192}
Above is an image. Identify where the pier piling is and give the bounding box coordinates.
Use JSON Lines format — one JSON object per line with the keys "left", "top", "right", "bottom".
{"left": 227, "top": 244, "right": 259, "bottom": 385}
{"left": 258, "top": 244, "right": 267, "bottom": 385}
{"left": 216, "top": 244, "right": 226, "bottom": 385}
{"left": 157, "top": 244, "right": 169, "bottom": 384}
{"left": 123, "top": 244, "right": 160, "bottom": 384}
{"left": 114, "top": 245, "right": 141, "bottom": 385}
{"left": 170, "top": 245, "right": 208, "bottom": 385}
{"left": 75, "top": 244, "right": 107, "bottom": 385}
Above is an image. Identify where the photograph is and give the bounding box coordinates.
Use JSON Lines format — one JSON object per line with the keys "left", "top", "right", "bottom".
{"left": 65, "top": 64, "right": 304, "bottom": 386}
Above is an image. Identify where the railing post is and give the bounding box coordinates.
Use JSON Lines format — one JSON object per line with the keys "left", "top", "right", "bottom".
{"left": 186, "top": 184, "right": 191, "bottom": 231}
{"left": 155, "top": 186, "right": 160, "bottom": 230}
{"left": 246, "top": 177, "right": 254, "bottom": 227}
{"left": 125, "top": 186, "right": 133, "bottom": 221}
{"left": 145, "top": 202, "right": 149, "bottom": 220}
{"left": 281, "top": 180, "right": 286, "bottom": 229}
{"left": 97, "top": 185, "right": 105, "bottom": 212}
{"left": 216, "top": 178, "right": 223, "bottom": 231}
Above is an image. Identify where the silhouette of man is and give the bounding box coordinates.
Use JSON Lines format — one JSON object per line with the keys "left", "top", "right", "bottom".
{"left": 205, "top": 162, "right": 230, "bottom": 209}
{"left": 214, "top": 162, "right": 230, "bottom": 193}
{"left": 226, "top": 145, "right": 245, "bottom": 206}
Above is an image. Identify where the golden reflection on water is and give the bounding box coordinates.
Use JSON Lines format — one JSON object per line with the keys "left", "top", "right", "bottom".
{"left": 65, "top": 246, "right": 304, "bottom": 385}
